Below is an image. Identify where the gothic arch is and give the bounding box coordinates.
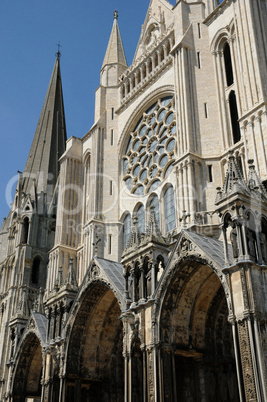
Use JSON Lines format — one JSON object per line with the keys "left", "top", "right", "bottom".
{"left": 210, "top": 21, "right": 235, "bottom": 53}
{"left": 63, "top": 280, "right": 124, "bottom": 401}
{"left": 11, "top": 330, "right": 44, "bottom": 402}
{"left": 153, "top": 255, "right": 238, "bottom": 401}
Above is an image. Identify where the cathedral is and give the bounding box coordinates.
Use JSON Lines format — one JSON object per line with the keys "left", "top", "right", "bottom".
{"left": 0, "top": 0, "right": 267, "bottom": 400}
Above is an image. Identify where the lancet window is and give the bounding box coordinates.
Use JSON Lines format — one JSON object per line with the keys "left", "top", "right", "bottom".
{"left": 123, "top": 214, "right": 131, "bottom": 249}
{"left": 163, "top": 185, "right": 176, "bottom": 233}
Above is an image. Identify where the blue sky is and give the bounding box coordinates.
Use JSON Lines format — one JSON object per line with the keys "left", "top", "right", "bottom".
{"left": 0, "top": 0, "right": 162, "bottom": 219}
{"left": 0, "top": 0, "right": 223, "bottom": 220}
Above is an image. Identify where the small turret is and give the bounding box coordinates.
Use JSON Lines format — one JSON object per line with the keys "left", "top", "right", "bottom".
{"left": 100, "top": 10, "right": 127, "bottom": 87}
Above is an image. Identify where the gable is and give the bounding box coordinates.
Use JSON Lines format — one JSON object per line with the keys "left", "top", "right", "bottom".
{"left": 133, "top": 0, "right": 174, "bottom": 62}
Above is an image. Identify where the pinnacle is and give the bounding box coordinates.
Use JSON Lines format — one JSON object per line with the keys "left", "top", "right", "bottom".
{"left": 102, "top": 11, "right": 127, "bottom": 69}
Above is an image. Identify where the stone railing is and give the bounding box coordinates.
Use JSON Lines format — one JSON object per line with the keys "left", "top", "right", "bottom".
{"left": 119, "top": 28, "right": 175, "bottom": 108}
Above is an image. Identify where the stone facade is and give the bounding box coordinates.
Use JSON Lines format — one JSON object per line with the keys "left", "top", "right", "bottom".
{"left": 0, "top": 0, "right": 267, "bottom": 401}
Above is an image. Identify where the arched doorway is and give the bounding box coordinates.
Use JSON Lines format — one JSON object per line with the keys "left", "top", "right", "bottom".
{"left": 66, "top": 283, "right": 124, "bottom": 401}
{"left": 12, "top": 333, "right": 43, "bottom": 401}
{"left": 159, "top": 261, "right": 239, "bottom": 401}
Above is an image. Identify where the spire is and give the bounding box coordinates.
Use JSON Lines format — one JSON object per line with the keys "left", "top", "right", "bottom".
{"left": 101, "top": 11, "right": 127, "bottom": 69}
{"left": 215, "top": 151, "right": 248, "bottom": 204}
{"left": 145, "top": 205, "right": 167, "bottom": 243}
{"left": 22, "top": 52, "right": 67, "bottom": 200}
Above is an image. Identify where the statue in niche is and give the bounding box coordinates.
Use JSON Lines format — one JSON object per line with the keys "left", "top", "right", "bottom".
{"left": 259, "top": 232, "right": 267, "bottom": 263}
{"left": 229, "top": 221, "right": 239, "bottom": 258}
{"left": 157, "top": 260, "right": 164, "bottom": 281}
{"left": 246, "top": 228, "right": 256, "bottom": 258}
{"left": 146, "top": 266, "right": 152, "bottom": 298}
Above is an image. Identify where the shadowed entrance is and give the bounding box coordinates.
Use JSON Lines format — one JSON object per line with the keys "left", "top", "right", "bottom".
{"left": 159, "top": 261, "right": 239, "bottom": 401}
{"left": 66, "top": 283, "right": 124, "bottom": 401}
{"left": 12, "top": 333, "right": 42, "bottom": 401}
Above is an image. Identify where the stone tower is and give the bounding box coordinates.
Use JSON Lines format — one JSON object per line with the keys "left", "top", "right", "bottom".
{"left": 0, "top": 1, "right": 267, "bottom": 401}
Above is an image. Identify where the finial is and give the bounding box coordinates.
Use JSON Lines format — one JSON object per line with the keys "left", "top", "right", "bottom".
{"left": 113, "top": 10, "right": 118, "bottom": 20}
{"left": 56, "top": 41, "right": 62, "bottom": 58}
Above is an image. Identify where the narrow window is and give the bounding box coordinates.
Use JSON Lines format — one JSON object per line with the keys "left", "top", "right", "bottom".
{"left": 198, "top": 23, "right": 201, "bottom": 39}
{"left": 32, "top": 257, "right": 41, "bottom": 285}
{"left": 111, "top": 129, "right": 114, "bottom": 146}
{"left": 111, "top": 108, "right": 114, "bottom": 120}
{"left": 123, "top": 214, "right": 131, "bottom": 249}
{"left": 223, "top": 43, "right": 234, "bottom": 87}
{"left": 204, "top": 103, "right": 208, "bottom": 118}
{"left": 110, "top": 180, "right": 113, "bottom": 195}
{"left": 229, "top": 91, "right": 241, "bottom": 143}
{"left": 108, "top": 234, "right": 112, "bottom": 254}
{"left": 208, "top": 165, "right": 213, "bottom": 182}
{"left": 197, "top": 52, "right": 201, "bottom": 69}
{"left": 21, "top": 217, "right": 29, "bottom": 244}
{"left": 164, "top": 186, "right": 176, "bottom": 233}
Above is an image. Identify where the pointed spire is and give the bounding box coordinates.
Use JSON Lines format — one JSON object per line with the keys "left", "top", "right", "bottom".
{"left": 146, "top": 205, "right": 166, "bottom": 243}
{"left": 215, "top": 151, "right": 249, "bottom": 203}
{"left": 247, "top": 159, "right": 267, "bottom": 200}
{"left": 102, "top": 11, "right": 127, "bottom": 69}
{"left": 22, "top": 52, "right": 67, "bottom": 201}
{"left": 64, "top": 258, "right": 78, "bottom": 288}
{"left": 124, "top": 216, "right": 141, "bottom": 251}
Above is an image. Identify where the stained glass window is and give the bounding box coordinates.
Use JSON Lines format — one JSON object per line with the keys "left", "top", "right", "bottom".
{"left": 123, "top": 214, "right": 131, "bottom": 249}
{"left": 123, "top": 96, "right": 176, "bottom": 194}
{"left": 164, "top": 186, "right": 176, "bottom": 233}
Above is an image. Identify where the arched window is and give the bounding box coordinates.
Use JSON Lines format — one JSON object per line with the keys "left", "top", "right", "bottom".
{"left": 123, "top": 214, "right": 131, "bottom": 249}
{"left": 32, "top": 257, "right": 41, "bottom": 285}
{"left": 149, "top": 195, "right": 160, "bottom": 227}
{"left": 223, "top": 43, "right": 234, "bottom": 87}
{"left": 21, "top": 217, "right": 29, "bottom": 244}
{"left": 229, "top": 91, "right": 241, "bottom": 143}
{"left": 136, "top": 204, "right": 145, "bottom": 235}
{"left": 163, "top": 186, "right": 176, "bottom": 233}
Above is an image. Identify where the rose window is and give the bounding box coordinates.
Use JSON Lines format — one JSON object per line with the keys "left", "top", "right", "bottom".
{"left": 123, "top": 96, "right": 176, "bottom": 195}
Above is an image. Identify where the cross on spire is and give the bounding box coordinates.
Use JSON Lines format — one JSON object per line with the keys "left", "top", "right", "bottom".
{"left": 113, "top": 10, "right": 118, "bottom": 20}
{"left": 56, "top": 41, "right": 62, "bottom": 58}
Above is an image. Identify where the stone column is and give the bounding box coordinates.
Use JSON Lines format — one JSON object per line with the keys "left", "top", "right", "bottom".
{"left": 146, "top": 346, "right": 157, "bottom": 402}
{"left": 130, "top": 268, "right": 136, "bottom": 305}
{"left": 236, "top": 318, "right": 258, "bottom": 401}
{"left": 221, "top": 225, "right": 229, "bottom": 264}
{"left": 142, "top": 346, "right": 147, "bottom": 402}
{"left": 151, "top": 261, "right": 156, "bottom": 295}
{"left": 226, "top": 263, "right": 267, "bottom": 401}
{"left": 140, "top": 266, "right": 146, "bottom": 302}
{"left": 58, "top": 375, "right": 66, "bottom": 402}
{"left": 124, "top": 353, "right": 129, "bottom": 402}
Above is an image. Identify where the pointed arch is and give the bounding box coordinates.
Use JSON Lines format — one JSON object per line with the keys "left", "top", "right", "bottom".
{"left": 154, "top": 254, "right": 239, "bottom": 401}
{"left": 64, "top": 281, "right": 124, "bottom": 400}
{"left": 12, "top": 333, "right": 43, "bottom": 401}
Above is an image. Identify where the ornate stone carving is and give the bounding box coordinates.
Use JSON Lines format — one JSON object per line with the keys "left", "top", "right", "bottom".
{"left": 237, "top": 319, "right": 257, "bottom": 401}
